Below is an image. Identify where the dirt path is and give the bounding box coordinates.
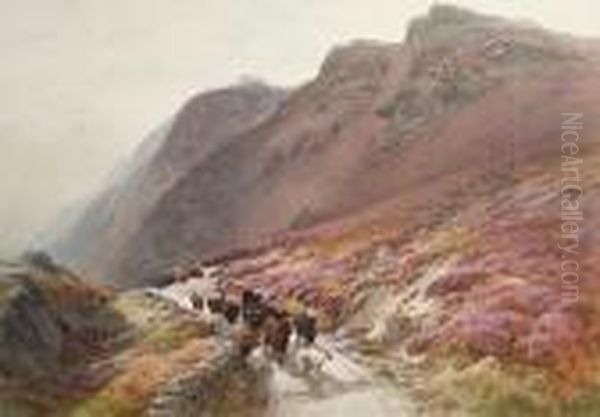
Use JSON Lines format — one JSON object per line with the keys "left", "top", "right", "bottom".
{"left": 263, "top": 338, "right": 415, "bottom": 417}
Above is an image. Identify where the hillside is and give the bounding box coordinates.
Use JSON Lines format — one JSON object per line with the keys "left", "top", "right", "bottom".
{"left": 53, "top": 6, "right": 599, "bottom": 289}
{"left": 51, "top": 82, "right": 285, "bottom": 285}
{"left": 6, "top": 5, "right": 600, "bottom": 416}
{"left": 0, "top": 258, "right": 241, "bottom": 417}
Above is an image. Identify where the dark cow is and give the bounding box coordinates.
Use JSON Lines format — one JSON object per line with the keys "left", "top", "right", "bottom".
{"left": 293, "top": 312, "right": 317, "bottom": 346}
{"left": 207, "top": 294, "right": 226, "bottom": 315}
{"left": 231, "top": 324, "right": 261, "bottom": 358}
{"left": 272, "top": 313, "right": 292, "bottom": 362}
{"left": 223, "top": 301, "right": 241, "bottom": 325}
{"left": 190, "top": 293, "right": 204, "bottom": 311}
{"left": 262, "top": 309, "right": 292, "bottom": 363}
{"left": 241, "top": 290, "right": 267, "bottom": 329}
{"left": 242, "top": 290, "right": 262, "bottom": 311}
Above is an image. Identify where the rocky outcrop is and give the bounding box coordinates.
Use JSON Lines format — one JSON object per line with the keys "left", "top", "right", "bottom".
{"left": 406, "top": 5, "right": 502, "bottom": 50}
{"left": 0, "top": 261, "right": 122, "bottom": 380}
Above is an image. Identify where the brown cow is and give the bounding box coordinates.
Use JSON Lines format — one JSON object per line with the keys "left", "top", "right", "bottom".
{"left": 231, "top": 323, "right": 261, "bottom": 358}
{"left": 263, "top": 308, "right": 292, "bottom": 363}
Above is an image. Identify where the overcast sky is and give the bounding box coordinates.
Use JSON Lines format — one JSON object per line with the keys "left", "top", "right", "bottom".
{"left": 0, "top": 0, "right": 598, "bottom": 256}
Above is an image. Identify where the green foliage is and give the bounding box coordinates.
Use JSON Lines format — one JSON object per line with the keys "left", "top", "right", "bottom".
{"left": 66, "top": 396, "right": 133, "bottom": 417}
{"left": 560, "top": 387, "right": 600, "bottom": 417}
{"left": 22, "top": 250, "right": 60, "bottom": 273}
{"left": 142, "top": 321, "right": 202, "bottom": 353}
{"left": 470, "top": 390, "right": 548, "bottom": 417}
{"left": 0, "top": 398, "right": 45, "bottom": 417}
{"left": 469, "top": 386, "right": 600, "bottom": 417}
{"left": 423, "top": 355, "right": 600, "bottom": 417}
{"left": 290, "top": 206, "right": 317, "bottom": 230}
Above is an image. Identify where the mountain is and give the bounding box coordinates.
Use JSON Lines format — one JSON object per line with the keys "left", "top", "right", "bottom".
{"left": 56, "top": 4, "right": 600, "bottom": 292}
{"left": 16, "top": 5, "right": 600, "bottom": 416}
{"left": 44, "top": 121, "right": 171, "bottom": 264}
{"left": 51, "top": 81, "right": 286, "bottom": 286}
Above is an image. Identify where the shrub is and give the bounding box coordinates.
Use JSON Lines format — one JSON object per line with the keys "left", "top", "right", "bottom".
{"left": 22, "top": 250, "right": 60, "bottom": 273}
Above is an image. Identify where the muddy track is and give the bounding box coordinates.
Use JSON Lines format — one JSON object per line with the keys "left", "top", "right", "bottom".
{"left": 262, "top": 337, "right": 415, "bottom": 417}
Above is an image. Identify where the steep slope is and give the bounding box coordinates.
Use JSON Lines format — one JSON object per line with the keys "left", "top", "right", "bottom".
{"left": 52, "top": 5, "right": 599, "bottom": 292}
{"left": 53, "top": 82, "right": 285, "bottom": 285}
{"left": 47, "top": 121, "right": 172, "bottom": 264}
{"left": 84, "top": 5, "right": 600, "bottom": 287}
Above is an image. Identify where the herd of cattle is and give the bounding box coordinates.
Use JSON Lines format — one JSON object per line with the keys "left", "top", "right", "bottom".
{"left": 189, "top": 288, "right": 320, "bottom": 364}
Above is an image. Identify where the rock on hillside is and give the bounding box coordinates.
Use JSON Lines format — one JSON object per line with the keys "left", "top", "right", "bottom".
{"left": 0, "top": 259, "right": 119, "bottom": 381}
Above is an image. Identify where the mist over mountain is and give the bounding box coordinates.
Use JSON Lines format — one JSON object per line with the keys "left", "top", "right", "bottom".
{"left": 51, "top": 81, "right": 286, "bottom": 285}
{"left": 54, "top": 5, "right": 600, "bottom": 288}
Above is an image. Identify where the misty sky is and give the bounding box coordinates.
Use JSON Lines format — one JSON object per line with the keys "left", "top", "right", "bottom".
{"left": 1, "top": 0, "right": 599, "bottom": 256}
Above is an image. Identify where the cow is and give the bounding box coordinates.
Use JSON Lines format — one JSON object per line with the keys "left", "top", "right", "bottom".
{"left": 189, "top": 293, "right": 204, "bottom": 311}
{"left": 241, "top": 290, "right": 267, "bottom": 329}
{"left": 207, "top": 292, "right": 226, "bottom": 315}
{"left": 293, "top": 311, "right": 317, "bottom": 347}
{"left": 223, "top": 301, "right": 241, "bottom": 325}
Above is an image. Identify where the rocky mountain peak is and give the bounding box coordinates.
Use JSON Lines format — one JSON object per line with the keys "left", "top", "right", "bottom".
{"left": 317, "top": 40, "right": 398, "bottom": 85}
{"left": 406, "top": 5, "right": 505, "bottom": 50}
{"left": 426, "top": 4, "right": 495, "bottom": 26}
